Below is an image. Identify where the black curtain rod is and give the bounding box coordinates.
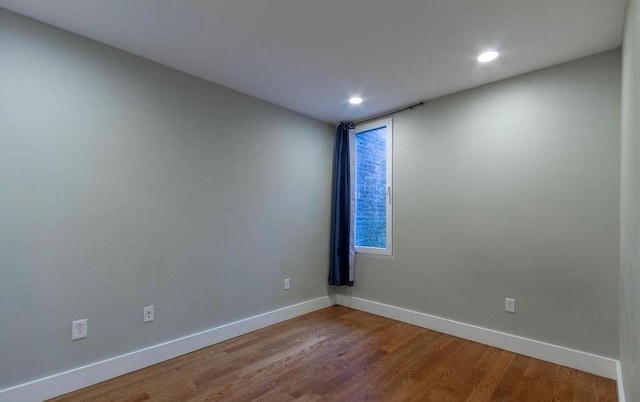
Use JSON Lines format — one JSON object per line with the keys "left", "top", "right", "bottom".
{"left": 351, "top": 101, "right": 425, "bottom": 126}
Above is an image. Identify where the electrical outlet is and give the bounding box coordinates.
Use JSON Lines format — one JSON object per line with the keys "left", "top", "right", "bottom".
{"left": 143, "top": 306, "right": 154, "bottom": 323}
{"left": 284, "top": 278, "right": 290, "bottom": 290}
{"left": 505, "top": 298, "right": 516, "bottom": 313}
{"left": 72, "top": 319, "right": 88, "bottom": 340}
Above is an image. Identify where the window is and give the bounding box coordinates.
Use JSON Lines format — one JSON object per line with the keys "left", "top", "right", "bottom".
{"left": 350, "top": 118, "right": 393, "bottom": 256}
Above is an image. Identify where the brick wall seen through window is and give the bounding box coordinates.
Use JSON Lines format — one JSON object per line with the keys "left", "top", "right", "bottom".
{"left": 355, "top": 127, "right": 387, "bottom": 248}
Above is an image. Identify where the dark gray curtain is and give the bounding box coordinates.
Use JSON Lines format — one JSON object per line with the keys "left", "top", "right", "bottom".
{"left": 329, "top": 123, "right": 353, "bottom": 286}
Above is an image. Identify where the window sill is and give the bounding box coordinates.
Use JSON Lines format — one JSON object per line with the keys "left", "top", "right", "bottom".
{"left": 355, "top": 252, "right": 395, "bottom": 260}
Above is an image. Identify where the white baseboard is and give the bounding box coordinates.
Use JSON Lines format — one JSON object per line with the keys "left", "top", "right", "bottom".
{"left": 616, "top": 361, "right": 626, "bottom": 402}
{"left": 335, "top": 295, "right": 618, "bottom": 380}
{"left": 0, "top": 296, "right": 333, "bottom": 402}
{"left": 1, "top": 293, "right": 622, "bottom": 401}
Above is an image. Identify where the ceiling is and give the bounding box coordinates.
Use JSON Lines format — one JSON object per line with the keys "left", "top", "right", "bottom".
{"left": 0, "top": 0, "right": 628, "bottom": 123}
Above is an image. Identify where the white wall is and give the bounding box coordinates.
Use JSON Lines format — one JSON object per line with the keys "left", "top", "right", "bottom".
{"left": 0, "top": 8, "right": 334, "bottom": 390}
{"left": 621, "top": 0, "right": 640, "bottom": 399}
{"left": 338, "top": 50, "right": 621, "bottom": 358}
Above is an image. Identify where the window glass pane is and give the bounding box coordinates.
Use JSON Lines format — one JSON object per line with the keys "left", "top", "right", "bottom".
{"left": 355, "top": 126, "right": 387, "bottom": 248}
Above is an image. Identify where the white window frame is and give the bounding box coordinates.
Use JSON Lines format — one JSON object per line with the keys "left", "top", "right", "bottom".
{"left": 350, "top": 117, "right": 393, "bottom": 256}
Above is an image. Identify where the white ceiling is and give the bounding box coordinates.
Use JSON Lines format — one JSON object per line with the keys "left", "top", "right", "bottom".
{"left": 0, "top": 0, "right": 628, "bottom": 123}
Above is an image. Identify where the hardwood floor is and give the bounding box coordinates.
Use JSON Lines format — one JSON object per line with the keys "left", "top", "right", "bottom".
{"left": 51, "top": 306, "right": 617, "bottom": 401}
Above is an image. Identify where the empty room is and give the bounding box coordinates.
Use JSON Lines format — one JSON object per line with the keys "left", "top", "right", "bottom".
{"left": 0, "top": 0, "right": 638, "bottom": 401}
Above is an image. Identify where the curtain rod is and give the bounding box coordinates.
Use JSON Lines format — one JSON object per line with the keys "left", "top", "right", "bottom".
{"left": 350, "top": 101, "right": 425, "bottom": 126}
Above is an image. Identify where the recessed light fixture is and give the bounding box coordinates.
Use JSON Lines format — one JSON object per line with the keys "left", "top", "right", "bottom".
{"left": 349, "top": 97, "right": 363, "bottom": 105}
{"left": 477, "top": 50, "right": 499, "bottom": 63}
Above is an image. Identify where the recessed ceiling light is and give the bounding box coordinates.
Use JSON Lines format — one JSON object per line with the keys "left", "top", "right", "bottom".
{"left": 349, "top": 97, "right": 363, "bottom": 105}
{"left": 477, "top": 50, "right": 499, "bottom": 63}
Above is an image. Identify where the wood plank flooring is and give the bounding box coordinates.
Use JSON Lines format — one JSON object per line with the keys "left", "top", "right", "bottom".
{"left": 50, "top": 306, "right": 617, "bottom": 401}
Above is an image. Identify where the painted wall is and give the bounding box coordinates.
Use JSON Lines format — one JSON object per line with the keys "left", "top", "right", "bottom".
{"left": 621, "top": 0, "right": 640, "bottom": 399}
{"left": 0, "top": 9, "right": 333, "bottom": 389}
{"left": 339, "top": 50, "right": 621, "bottom": 358}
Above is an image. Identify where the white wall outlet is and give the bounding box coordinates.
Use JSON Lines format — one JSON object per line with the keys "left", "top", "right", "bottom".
{"left": 284, "top": 278, "right": 291, "bottom": 290}
{"left": 143, "top": 306, "right": 154, "bottom": 323}
{"left": 505, "top": 298, "right": 516, "bottom": 313}
{"left": 72, "top": 319, "right": 88, "bottom": 340}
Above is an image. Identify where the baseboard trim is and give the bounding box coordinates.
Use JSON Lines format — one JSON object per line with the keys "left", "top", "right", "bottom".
{"left": 616, "top": 361, "right": 626, "bottom": 402}
{"left": 1, "top": 294, "right": 621, "bottom": 401}
{"left": 0, "top": 296, "right": 333, "bottom": 402}
{"left": 335, "top": 295, "right": 618, "bottom": 380}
